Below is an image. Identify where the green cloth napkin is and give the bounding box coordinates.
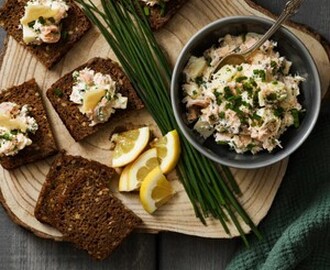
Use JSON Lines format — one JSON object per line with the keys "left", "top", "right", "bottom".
{"left": 227, "top": 103, "right": 330, "bottom": 270}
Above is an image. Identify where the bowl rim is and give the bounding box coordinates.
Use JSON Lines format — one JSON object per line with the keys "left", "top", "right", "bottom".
{"left": 171, "top": 15, "right": 321, "bottom": 169}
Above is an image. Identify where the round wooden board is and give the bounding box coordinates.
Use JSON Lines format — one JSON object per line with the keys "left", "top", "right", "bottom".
{"left": 0, "top": 0, "right": 329, "bottom": 240}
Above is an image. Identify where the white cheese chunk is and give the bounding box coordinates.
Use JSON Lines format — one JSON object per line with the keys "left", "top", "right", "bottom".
{"left": 22, "top": 25, "right": 38, "bottom": 44}
{"left": 184, "top": 56, "right": 207, "bottom": 80}
{"left": 0, "top": 114, "right": 28, "bottom": 132}
{"left": 20, "top": 5, "right": 60, "bottom": 25}
{"left": 214, "top": 65, "right": 237, "bottom": 83}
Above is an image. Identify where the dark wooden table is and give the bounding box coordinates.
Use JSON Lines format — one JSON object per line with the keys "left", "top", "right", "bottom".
{"left": 0, "top": 1, "right": 329, "bottom": 269}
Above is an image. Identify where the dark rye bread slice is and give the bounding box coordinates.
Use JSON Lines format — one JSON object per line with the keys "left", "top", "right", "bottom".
{"left": 140, "top": 0, "right": 187, "bottom": 30}
{"left": 0, "top": 0, "right": 91, "bottom": 69}
{"left": 46, "top": 57, "right": 144, "bottom": 141}
{"left": 56, "top": 174, "right": 142, "bottom": 260}
{"left": 34, "top": 152, "right": 142, "bottom": 260}
{"left": 34, "top": 151, "right": 116, "bottom": 225}
{"left": 0, "top": 79, "right": 58, "bottom": 170}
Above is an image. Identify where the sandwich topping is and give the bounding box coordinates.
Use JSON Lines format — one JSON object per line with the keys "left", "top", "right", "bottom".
{"left": 141, "top": 0, "right": 170, "bottom": 7}
{"left": 70, "top": 67, "right": 128, "bottom": 126}
{"left": 20, "top": 0, "right": 70, "bottom": 45}
{"left": 182, "top": 33, "right": 304, "bottom": 154}
{"left": 0, "top": 102, "right": 38, "bottom": 157}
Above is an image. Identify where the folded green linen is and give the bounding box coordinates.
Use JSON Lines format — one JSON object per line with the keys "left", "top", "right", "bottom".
{"left": 227, "top": 104, "right": 330, "bottom": 270}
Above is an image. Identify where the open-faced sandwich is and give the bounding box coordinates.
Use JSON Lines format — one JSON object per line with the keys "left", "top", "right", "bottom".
{"left": 46, "top": 57, "right": 144, "bottom": 141}
{"left": 0, "top": 79, "right": 58, "bottom": 169}
{"left": 35, "top": 152, "right": 142, "bottom": 260}
{"left": 139, "top": 0, "right": 186, "bottom": 30}
{"left": 0, "top": 0, "right": 91, "bottom": 68}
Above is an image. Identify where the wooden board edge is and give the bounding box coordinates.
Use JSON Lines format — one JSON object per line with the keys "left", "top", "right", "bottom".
{"left": 244, "top": 0, "right": 330, "bottom": 103}
{"left": 0, "top": 186, "right": 64, "bottom": 241}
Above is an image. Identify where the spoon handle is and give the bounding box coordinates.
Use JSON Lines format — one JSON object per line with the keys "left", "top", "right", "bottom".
{"left": 242, "top": 0, "right": 303, "bottom": 57}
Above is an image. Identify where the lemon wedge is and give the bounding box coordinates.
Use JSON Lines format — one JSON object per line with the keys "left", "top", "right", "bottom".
{"left": 112, "top": 126, "right": 150, "bottom": 168}
{"left": 126, "top": 148, "right": 159, "bottom": 191}
{"left": 118, "top": 163, "right": 132, "bottom": 192}
{"left": 151, "top": 130, "right": 181, "bottom": 174}
{"left": 140, "top": 166, "right": 175, "bottom": 214}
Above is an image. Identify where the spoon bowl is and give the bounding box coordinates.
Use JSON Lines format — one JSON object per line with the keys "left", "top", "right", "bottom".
{"left": 212, "top": 0, "right": 303, "bottom": 74}
{"left": 215, "top": 53, "right": 245, "bottom": 68}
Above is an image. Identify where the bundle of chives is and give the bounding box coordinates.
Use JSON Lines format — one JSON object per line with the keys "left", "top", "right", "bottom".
{"left": 76, "top": 0, "right": 262, "bottom": 245}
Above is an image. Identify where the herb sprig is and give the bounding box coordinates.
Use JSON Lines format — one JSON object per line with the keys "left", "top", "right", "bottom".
{"left": 76, "top": 0, "right": 262, "bottom": 244}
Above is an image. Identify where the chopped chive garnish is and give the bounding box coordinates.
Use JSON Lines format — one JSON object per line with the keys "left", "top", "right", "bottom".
{"left": 195, "top": 76, "right": 204, "bottom": 86}
{"left": 0, "top": 133, "right": 12, "bottom": 140}
{"left": 38, "top": 16, "right": 46, "bottom": 25}
{"left": 235, "top": 76, "right": 248, "bottom": 83}
{"left": 237, "top": 66, "right": 243, "bottom": 71}
{"left": 28, "top": 20, "right": 36, "bottom": 28}
{"left": 274, "top": 107, "right": 284, "bottom": 117}
{"left": 291, "top": 109, "right": 300, "bottom": 128}
{"left": 253, "top": 69, "right": 266, "bottom": 82}
{"left": 252, "top": 113, "right": 262, "bottom": 121}
{"left": 143, "top": 6, "right": 150, "bottom": 16}
{"left": 270, "top": 60, "right": 277, "bottom": 69}
{"left": 54, "top": 88, "right": 63, "bottom": 97}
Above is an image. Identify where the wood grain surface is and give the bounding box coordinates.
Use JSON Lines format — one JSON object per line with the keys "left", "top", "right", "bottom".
{"left": 0, "top": 0, "right": 330, "bottom": 269}
{"left": 1, "top": 0, "right": 329, "bottom": 242}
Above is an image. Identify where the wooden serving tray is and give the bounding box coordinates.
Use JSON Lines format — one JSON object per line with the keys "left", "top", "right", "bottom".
{"left": 0, "top": 0, "right": 329, "bottom": 240}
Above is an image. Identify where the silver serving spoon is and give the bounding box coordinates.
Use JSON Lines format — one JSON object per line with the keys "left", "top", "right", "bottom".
{"left": 211, "top": 0, "right": 303, "bottom": 75}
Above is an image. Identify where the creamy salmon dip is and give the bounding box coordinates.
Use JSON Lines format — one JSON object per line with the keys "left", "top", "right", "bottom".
{"left": 20, "top": 0, "right": 69, "bottom": 44}
{"left": 0, "top": 102, "right": 38, "bottom": 157}
{"left": 70, "top": 68, "right": 128, "bottom": 126}
{"left": 182, "top": 33, "right": 304, "bottom": 154}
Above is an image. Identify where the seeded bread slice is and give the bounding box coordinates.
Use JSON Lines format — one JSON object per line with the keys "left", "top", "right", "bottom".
{"left": 35, "top": 152, "right": 142, "bottom": 260}
{"left": 0, "top": 79, "right": 58, "bottom": 170}
{"left": 140, "top": 0, "right": 186, "bottom": 30}
{"left": 0, "top": 0, "right": 91, "bottom": 69}
{"left": 34, "top": 151, "right": 116, "bottom": 225}
{"left": 56, "top": 173, "right": 142, "bottom": 260}
{"left": 46, "top": 57, "right": 144, "bottom": 141}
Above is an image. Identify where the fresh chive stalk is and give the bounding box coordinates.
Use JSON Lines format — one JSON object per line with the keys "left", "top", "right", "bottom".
{"left": 76, "top": 0, "right": 262, "bottom": 244}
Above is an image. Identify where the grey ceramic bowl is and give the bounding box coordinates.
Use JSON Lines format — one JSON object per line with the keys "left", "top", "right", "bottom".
{"left": 171, "top": 16, "right": 321, "bottom": 169}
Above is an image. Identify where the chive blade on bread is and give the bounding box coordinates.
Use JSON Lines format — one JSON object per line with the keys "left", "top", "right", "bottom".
{"left": 76, "top": 0, "right": 262, "bottom": 245}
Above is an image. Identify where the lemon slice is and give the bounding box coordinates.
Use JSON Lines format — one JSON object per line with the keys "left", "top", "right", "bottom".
{"left": 118, "top": 163, "right": 132, "bottom": 192}
{"left": 140, "top": 166, "right": 175, "bottom": 214}
{"left": 151, "top": 130, "right": 181, "bottom": 174}
{"left": 112, "top": 126, "right": 150, "bottom": 168}
{"left": 127, "top": 148, "right": 159, "bottom": 191}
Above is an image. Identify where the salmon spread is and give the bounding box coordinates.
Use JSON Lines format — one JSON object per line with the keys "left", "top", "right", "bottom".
{"left": 0, "top": 102, "right": 38, "bottom": 157}
{"left": 20, "top": 0, "right": 69, "bottom": 45}
{"left": 182, "top": 33, "right": 304, "bottom": 154}
{"left": 70, "top": 68, "right": 128, "bottom": 126}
